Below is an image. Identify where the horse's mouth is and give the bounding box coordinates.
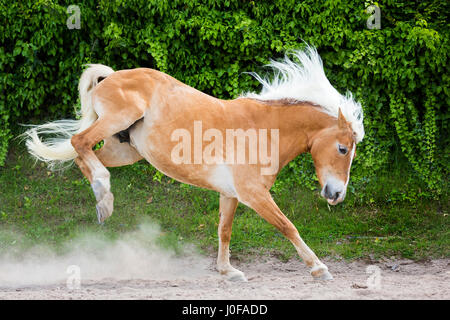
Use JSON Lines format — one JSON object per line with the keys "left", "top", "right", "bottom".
{"left": 325, "top": 192, "right": 346, "bottom": 205}
{"left": 326, "top": 198, "right": 340, "bottom": 205}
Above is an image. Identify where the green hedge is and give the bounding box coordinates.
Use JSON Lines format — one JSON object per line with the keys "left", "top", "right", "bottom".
{"left": 1, "top": 0, "right": 448, "bottom": 202}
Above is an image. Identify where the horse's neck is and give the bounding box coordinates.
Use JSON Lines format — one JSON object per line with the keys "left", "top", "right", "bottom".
{"left": 229, "top": 98, "right": 336, "bottom": 172}
{"left": 279, "top": 104, "right": 336, "bottom": 170}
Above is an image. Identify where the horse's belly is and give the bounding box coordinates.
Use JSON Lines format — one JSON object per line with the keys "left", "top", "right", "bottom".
{"left": 129, "top": 118, "right": 237, "bottom": 197}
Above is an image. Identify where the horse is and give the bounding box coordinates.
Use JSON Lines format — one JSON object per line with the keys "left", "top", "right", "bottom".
{"left": 24, "top": 46, "right": 364, "bottom": 281}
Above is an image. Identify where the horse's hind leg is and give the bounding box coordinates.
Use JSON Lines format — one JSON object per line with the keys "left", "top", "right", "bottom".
{"left": 71, "top": 116, "right": 143, "bottom": 223}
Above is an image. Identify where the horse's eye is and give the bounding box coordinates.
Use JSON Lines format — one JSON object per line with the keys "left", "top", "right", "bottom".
{"left": 338, "top": 144, "right": 348, "bottom": 155}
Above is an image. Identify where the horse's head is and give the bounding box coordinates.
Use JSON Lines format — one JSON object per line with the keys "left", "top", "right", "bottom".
{"left": 310, "top": 109, "right": 357, "bottom": 205}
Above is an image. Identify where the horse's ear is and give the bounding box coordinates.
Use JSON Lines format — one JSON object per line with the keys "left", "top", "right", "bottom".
{"left": 337, "top": 108, "right": 347, "bottom": 129}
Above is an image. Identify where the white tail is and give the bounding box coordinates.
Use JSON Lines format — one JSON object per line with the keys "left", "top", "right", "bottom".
{"left": 23, "top": 64, "right": 114, "bottom": 169}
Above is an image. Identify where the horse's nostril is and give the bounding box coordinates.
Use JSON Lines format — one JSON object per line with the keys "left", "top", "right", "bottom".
{"left": 324, "top": 185, "right": 332, "bottom": 199}
{"left": 324, "top": 185, "right": 342, "bottom": 201}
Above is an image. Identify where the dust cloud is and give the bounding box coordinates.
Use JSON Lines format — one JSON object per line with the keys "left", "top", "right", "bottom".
{"left": 0, "top": 222, "right": 211, "bottom": 288}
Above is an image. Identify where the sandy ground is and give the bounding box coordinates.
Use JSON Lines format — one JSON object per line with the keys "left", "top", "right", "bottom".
{"left": 0, "top": 257, "right": 448, "bottom": 300}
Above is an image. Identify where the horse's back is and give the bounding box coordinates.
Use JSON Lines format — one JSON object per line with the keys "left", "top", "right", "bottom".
{"left": 95, "top": 67, "right": 214, "bottom": 104}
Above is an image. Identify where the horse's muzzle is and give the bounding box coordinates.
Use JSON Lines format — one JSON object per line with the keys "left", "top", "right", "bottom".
{"left": 321, "top": 180, "right": 345, "bottom": 205}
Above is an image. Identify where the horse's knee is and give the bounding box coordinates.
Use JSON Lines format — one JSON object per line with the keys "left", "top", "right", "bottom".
{"left": 219, "top": 228, "right": 232, "bottom": 244}
{"left": 278, "top": 221, "right": 299, "bottom": 240}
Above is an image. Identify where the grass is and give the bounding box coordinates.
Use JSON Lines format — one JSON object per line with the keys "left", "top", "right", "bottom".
{"left": 0, "top": 141, "right": 448, "bottom": 262}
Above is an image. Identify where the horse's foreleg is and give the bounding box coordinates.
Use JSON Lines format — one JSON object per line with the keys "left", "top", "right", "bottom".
{"left": 71, "top": 117, "right": 142, "bottom": 223}
{"left": 217, "top": 195, "right": 247, "bottom": 281}
{"left": 240, "top": 189, "right": 333, "bottom": 280}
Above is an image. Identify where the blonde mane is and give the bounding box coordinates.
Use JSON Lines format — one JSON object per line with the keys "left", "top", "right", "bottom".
{"left": 244, "top": 46, "right": 365, "bottom": 143}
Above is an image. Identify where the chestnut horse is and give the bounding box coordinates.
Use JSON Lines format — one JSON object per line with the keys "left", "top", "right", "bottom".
{"left": 24, "top": 46, "right": 364, "bottom": 281}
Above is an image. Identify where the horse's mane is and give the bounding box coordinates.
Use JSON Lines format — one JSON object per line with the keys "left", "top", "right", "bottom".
{"left": 244, "top": 45, "right": 365, "bottom": 143}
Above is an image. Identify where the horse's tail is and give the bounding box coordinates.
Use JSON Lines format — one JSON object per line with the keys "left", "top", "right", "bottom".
{"left": 23, "top": 64, "right": 114, "bottom": 169}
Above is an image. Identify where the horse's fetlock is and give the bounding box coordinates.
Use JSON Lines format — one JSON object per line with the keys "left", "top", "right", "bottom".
{"left": 91, "top": 178, "right": 110, "bottom": 201}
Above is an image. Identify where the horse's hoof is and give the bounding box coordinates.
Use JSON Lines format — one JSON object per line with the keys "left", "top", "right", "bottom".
{"left": 311, "top": 265, "right": 333, "bottom": 281}
{"left": 227, "top": 270, "right": 248, "bottom": 282}
{"left": 315, "top": 270, "right": 333, "bottom": 281}
{"left": 96, "top": 206, "right": 105, "bottom": 224}
{"left": 219, "top": 268, "right": 248, "bottom": 282}
{"left": 96, "top": 192, "right": 114, "bottom": 223}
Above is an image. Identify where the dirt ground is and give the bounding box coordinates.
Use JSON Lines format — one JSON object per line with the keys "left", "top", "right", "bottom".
{"left": 0, "top": 257, "right": 448, "bottom": 300}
